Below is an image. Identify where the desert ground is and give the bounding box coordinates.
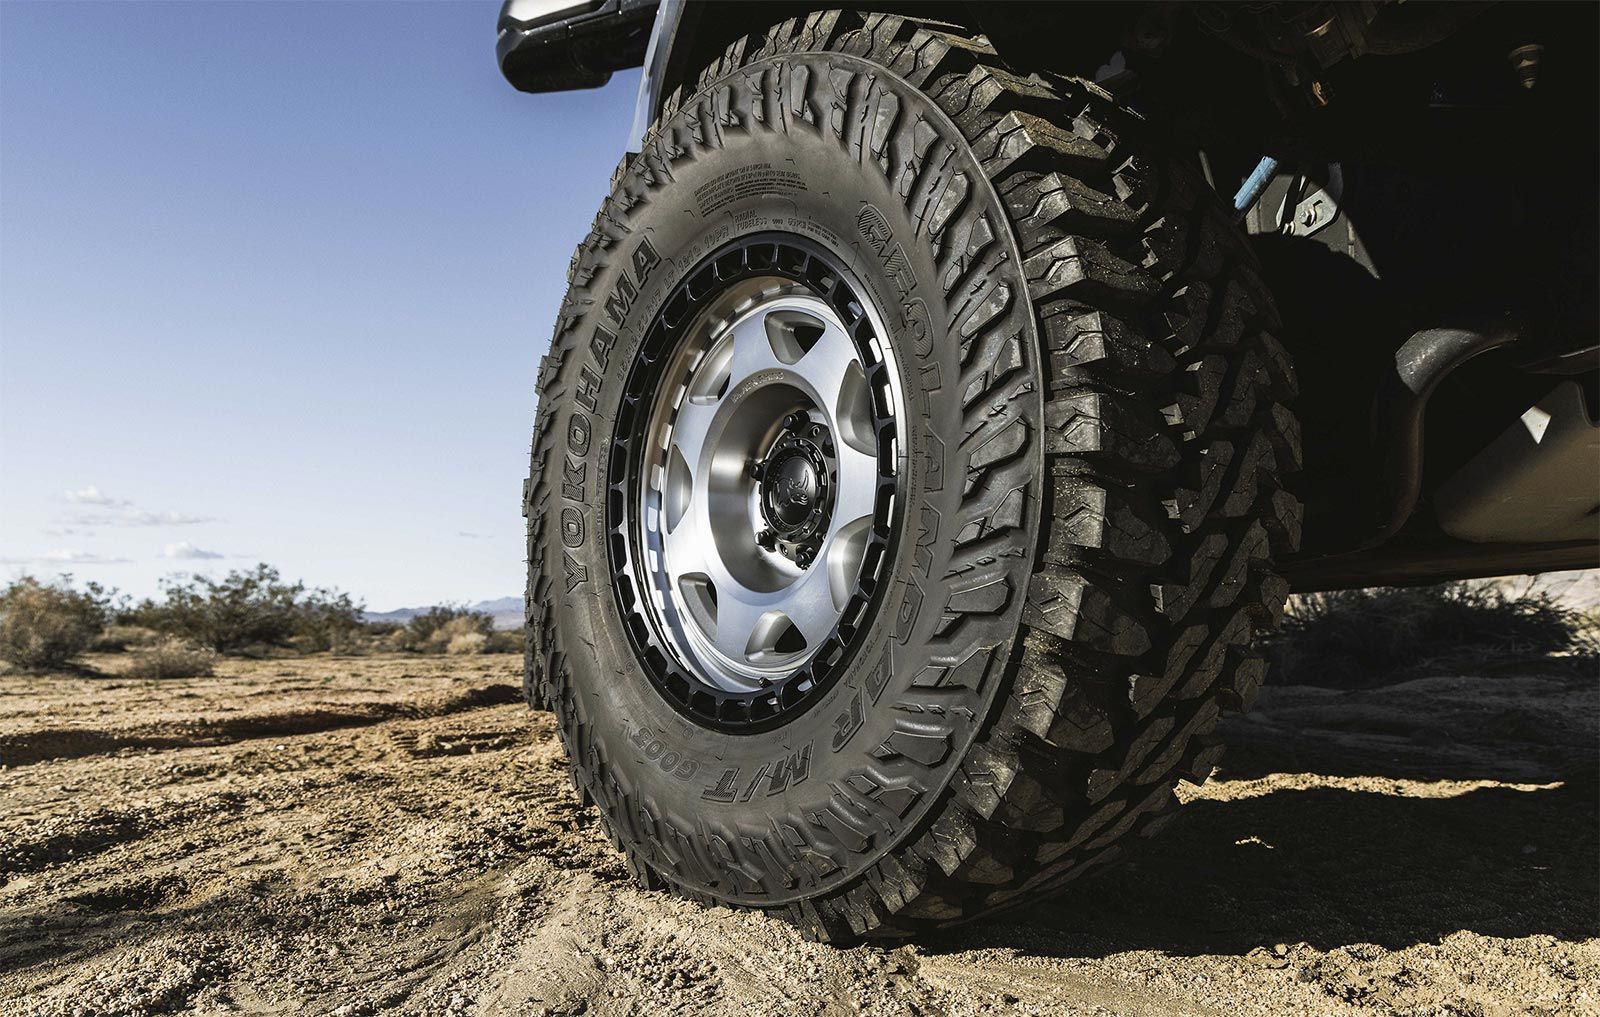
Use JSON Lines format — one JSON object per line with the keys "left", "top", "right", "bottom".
{"left": 1, "top": 649, "right": 1594, "bottom": 1016}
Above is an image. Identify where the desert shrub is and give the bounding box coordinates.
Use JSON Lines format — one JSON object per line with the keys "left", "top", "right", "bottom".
{"left": 424, "top": 615, "right": 488, "bottom": 654}
{"left": 327, "top": 625, "right": 383, "bottom": 656}
{"left": 290, "top": 588, "right": 366, "bottom": 652}
{"left": 389, "top": 606, "right": 495, "bottom": 654}
{"left": 1265, "top": 581, "right": 1598, "bottom": 688}
{"left": 0, "top": 576, "right": 114, "bottom": 672}
{"left": 126, "top": 564, "right": 363, "bottom": 654}
{"left": 382, "top": 625, "right": 415, "bottom": 653}
{"left": 122, "top": 639, "right": 217, "bottom": 679}
{"left": 91, "top": 624, "right": 162, "bottom": 652}
{"left": 484, "top": 629, "right": 522, "bottom": 654}
{"left": 446, "top": 631, "right": 489, "bottom": 655}
{"left": 439, "top": 627, "right": 521, "bottom": 655}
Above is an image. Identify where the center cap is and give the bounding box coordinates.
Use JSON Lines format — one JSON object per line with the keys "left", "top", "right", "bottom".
{"left": 761, "top": 442, "right": 829, "bottom": 535}
{"left": 770, "top": 454, "right": 818, "bottom": 526}
{"left": 757, "top": 421, "right": 834, "bottom": 562}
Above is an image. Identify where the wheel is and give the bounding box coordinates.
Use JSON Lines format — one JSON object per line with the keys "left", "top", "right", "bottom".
{"left": 524, "top": 9, "right": 1301, "bottom": 941}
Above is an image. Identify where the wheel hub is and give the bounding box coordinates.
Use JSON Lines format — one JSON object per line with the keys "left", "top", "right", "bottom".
{"left": 756, "top": 417, "right": 834, "bottom": 566}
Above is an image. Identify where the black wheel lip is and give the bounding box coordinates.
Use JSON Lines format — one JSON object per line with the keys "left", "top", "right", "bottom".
{"left": 606, "top": 233, "right": 903, "bottom": 734}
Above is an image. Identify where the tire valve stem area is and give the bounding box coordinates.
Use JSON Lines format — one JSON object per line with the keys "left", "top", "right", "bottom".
{"left": 752, "top": 413, "right": 835, "bottom": 569}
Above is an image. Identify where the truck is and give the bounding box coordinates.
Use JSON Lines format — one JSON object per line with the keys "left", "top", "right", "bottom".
{"left": 501, "top": 1, "right": 1598, "bottom": 940}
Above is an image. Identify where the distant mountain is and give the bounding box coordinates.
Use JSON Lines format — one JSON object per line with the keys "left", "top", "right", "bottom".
{"left": 364, "top": 597, "right": 522, "bottom": 631}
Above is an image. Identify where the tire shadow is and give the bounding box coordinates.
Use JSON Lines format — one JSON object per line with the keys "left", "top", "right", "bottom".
{"left": 1221, "top": 671, "right": 1598, "bottom": 784}
{"left": 978, "top": 776, "right": 1597, "bottom": 958}
{"left": 936, "top": 671, "right": 1599, "bottom": 958}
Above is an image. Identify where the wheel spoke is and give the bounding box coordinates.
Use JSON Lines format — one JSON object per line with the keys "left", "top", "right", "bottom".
{"left": 781, "top": 563, "right": 840, "bottom": 648}
{"left": 712, "top": 588, "right": 769, "bottom": 661}
{"left": 833, "top": 359, "right": 877, "bottom": 458}
{"left": 825, "top": 516, "right": 873, "bottom": 612}
{"left": 792, "top": 319, "right": 858, "bottom": 419}
{"left": 662, "top": 498, "right": 714, "bottom": 583}
{"left": 723, "top": 311, "right": 790, "bottom": 394}
{"left": 831, "top": 440, "right": 881, "bottom": 528}
{"left": 670, "top": 395, "right": 720, "bottom": 474}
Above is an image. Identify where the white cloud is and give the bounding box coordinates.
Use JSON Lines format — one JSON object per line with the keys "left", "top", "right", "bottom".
{"left": 161, "top": 542, "right": 224, "bottom": 560}
{"left": 0, "top": 549, "right": 132, "bottom": 565}
{"left": 44, "top": 549, "right": 127, "bottom": 563}
{"left": 63, "top": 485, "right": 129, "bottom": 506}
{"left": 70, "top": 509, "right": 215, "bottom": 527}
{"left": 43, "top": 527, "right": 95, "bottom": 537}
{"left": 457, "top": 531, "right": 482, "bottom": 539}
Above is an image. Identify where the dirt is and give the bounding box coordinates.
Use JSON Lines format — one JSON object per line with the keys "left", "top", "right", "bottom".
{"left": 1, "top": 652, "right": 1594, "bottom": 1016}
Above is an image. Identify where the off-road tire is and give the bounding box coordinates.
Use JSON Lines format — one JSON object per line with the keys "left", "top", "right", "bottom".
{"left": 524, "top": 10, "right": 1301, "bottom": 941}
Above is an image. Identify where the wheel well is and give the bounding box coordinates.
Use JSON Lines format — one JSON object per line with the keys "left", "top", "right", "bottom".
{"left": 654, "top": 3, "right": 1133, "bottom": 118}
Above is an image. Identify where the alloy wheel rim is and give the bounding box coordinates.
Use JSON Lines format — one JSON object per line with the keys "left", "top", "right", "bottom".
{"left": 609, "top": 237, "right": 904, "bottom": 730}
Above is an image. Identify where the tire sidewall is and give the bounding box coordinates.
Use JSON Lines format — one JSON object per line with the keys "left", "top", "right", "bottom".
{"left": 540, "top": 53, "right": 1041, "bottom": 905}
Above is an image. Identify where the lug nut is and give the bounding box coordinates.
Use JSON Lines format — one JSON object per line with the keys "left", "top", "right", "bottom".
{"left": 757, "top": 528, "right": 776, "bottom": 550}
{"left": 747, "top": 459, "right": 764, "bottom": 479}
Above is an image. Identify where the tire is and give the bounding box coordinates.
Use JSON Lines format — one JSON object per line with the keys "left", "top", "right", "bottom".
{"left": 523, "top": 9, "right": 1301, "bottom": 941}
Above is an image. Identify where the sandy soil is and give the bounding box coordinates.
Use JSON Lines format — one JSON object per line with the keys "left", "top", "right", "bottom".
{"left": 1, "top": 651, "right": 1594, "bottom": 1016}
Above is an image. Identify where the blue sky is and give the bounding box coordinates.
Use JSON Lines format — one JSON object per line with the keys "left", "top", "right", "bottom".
{"left": 0, "top": 1, "right": 639, "bottom": 609}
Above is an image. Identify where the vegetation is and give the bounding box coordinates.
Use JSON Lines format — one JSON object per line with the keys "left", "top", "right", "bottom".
{"left": 6, "top": 567, "right": 1590, "bottom": 684}
{"left": 387, "top": 606, "right": 520, "bottom": 655}
{"left": 91, "top": 624, "right": 162, "bottom": 652}
{"left": 1266, "top": 580, "right": 1598, "bottom": 688}
{"left": 123, "top": 639, "right": 217, "bottom": 679}
{"left": 0, "top": 567, "right": 521, "bottom": 673}
{"left": 0, "top": 576, "right": 114, "bottom": 672}
{"left": 123, "top": 564, "right": 363, "bottom": 653}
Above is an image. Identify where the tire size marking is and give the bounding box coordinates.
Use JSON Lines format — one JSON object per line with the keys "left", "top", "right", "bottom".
{"left": 694, "top": 163, "right": 806, "bottom": 216}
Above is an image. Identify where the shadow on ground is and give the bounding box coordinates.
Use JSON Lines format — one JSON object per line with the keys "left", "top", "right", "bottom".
{"left": 928, "top": 670, "right": 1599, "bottom": 960}
{"left": 946, "top": 774, "right": 1596, "bottom": 959}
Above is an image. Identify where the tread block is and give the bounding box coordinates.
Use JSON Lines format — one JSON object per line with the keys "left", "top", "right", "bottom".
{"left": 1218, "top": 650, "right": 1269, "bottom": 712}
{"left": 1179, "top": 735, "right": 1227, "bottom": 785}
{"left": 1007, "top": 638, "right": 1117, "bottom": 752}
{"left": 1206, "top": 521, "right": 1270, "bottom": 612}
{"left": 1263, "top": 486, "right": 1305, "bottom": 552}
{"left": 1043, "top": 305, "right": 1177, "bottom": 380}
{"left": 1170, "top": 608, "right": 1254, "bottom": 700}
{"left": 1082, "top": 783, "right": 1176, "bottom": 852}
{"left": 994, "top": 769, "right": 1070, "bottom": 833}
{"left": 1045, "top": 390, "right": 1180, "bottom": 472}
{"left": 1171, "top": 354, "right": 1228, "bottom": 434}
{"left": 1129, "top": 701, "right": 1220, "bottom": 784}
{"left": 1050, "top": 478, "right": 1172, "bottom": 567}
{"left": 1168, "top": 440, "right": 1235, "bottom": 532}
{"left": 1035, "top": 799, "right": 1127, "bottom": 865}
{"left": 1265, "top": 401, "right": 1305, "bottom": 471}
{"left": 1151, "top": 531, "right": 1228, "bottom": 624}
{"left": 1218, "top": 431, "right": 1278, "bottom": 519}
{"left": 1023, "top": 235, "right": 1159, "bottom": 305}
{"left": 1002, "top": 166, "right": 1135, "bottom": 236}
{"left": 1024, "top": 568, "right": 1153, "bottom": 658}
